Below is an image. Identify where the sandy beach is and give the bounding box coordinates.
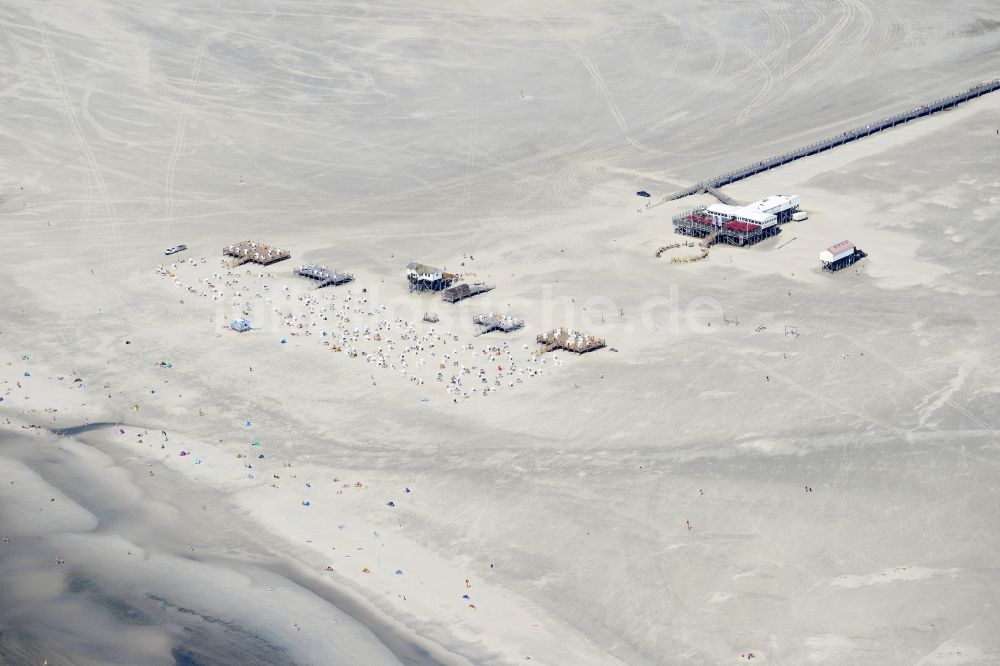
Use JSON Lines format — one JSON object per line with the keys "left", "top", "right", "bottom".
{"left": 3, "top": 1, "right": 1000, "bottom": 664}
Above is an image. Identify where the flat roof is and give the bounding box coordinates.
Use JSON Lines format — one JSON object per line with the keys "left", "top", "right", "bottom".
{"left": 707, "top": 203, "right": 775, "bottom": 223}
{"left": 748, "top": 195, "right": 789, "bottom": 210}
{"left": 706, "top": 204, "right": 742, "bottom": 216}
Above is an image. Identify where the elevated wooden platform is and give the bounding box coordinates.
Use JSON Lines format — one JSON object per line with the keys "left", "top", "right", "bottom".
{"left": 295, "top": 264, "right": 353, "bottom": 287}
{"left": 224, "top": 241, "right": 290, "bottom": 266}
{"left": 536, "top": 328, "right": 606, "bottom": 354}
{"left": 442, "top": 282, "right": 494, "bottom": 303}
{"left": 474, "top": 313, "right": 524, "bottom": 336}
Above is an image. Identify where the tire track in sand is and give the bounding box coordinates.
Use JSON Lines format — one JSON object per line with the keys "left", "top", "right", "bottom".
{"left": 163, "top": 39, "right": 208, "bottom": 239}
{"left": 727, "top": 343, "right": 1000, "bottom": 469}
{"left": 38, "top": 20, "right": 121, "bottom": 253}
{"left": 819, "top": 325, "right": 997, "bottom": 433}
{"left": 536, "top": 18, "right": 669, "bottom": 159}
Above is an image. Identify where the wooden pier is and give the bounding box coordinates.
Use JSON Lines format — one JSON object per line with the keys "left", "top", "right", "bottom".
{"left": 704, "top": 186, "right": 738, "bottom": 206}
{"left": 664, "top": 78, "right": 1000, "bottom": 201}
{"left": 536, "top": 328, "right": 606, "bottom": 354}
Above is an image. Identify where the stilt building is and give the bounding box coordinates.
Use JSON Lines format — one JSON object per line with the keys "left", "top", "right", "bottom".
{"left": 672, "top": 194, "right": 800, "bottom": 246}
{"left": 820, "top": 240, "right": 866, "bottom": 271}
{"left": 407, "top": 261, "right": 458, "bottom": 292}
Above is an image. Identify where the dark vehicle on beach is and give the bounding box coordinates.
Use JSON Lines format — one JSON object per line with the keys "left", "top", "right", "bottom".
{"left": 636, "top": 191, "right": 651, "bottom": 197}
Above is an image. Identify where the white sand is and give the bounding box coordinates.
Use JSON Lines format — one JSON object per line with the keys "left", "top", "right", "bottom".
{"left": 4, "top": 1, "right": 1000, "bottom": 663}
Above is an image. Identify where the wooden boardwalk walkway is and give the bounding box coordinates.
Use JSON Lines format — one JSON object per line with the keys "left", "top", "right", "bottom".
{"left": 663, "top": 78, "right": 1000, "bottom": 202}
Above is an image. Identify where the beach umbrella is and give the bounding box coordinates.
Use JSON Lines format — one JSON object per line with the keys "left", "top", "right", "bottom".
{"left": 252, "top": 439, "right": 262, "bottom": 446}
